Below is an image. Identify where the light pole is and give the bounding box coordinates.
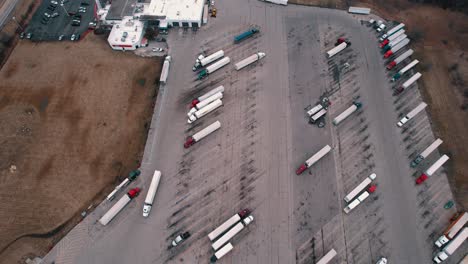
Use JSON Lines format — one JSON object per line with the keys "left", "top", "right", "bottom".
{"left": 12, "top": 16, "right": 24, "bottom": 32}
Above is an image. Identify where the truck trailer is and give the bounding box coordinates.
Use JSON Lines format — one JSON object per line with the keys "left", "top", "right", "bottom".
{"left": 326, "top": 40, "right": 351, "bottom": 58}
{"left": 259, "top": 0, "right": 288, "bottom": 5}
{"left": 296, "top": 145, "right": 332, "bottom": 175}
{"left": 394, "top": 72, "right": 422, "bottom": 95}
{"left": 397, "top": 102, "right": 427, "bottom": 127}
{"left": 416, "top": 154, "right": 450, "bottom": 184}
{"left": 188, "top": 99, "right": 223, "bottom": 124}
{"left": 193, "top": 50, "right": 224, "bottom": 71}
{"left": 344, "top": 190, "right": 371, "bottom": 214}
{"left": 235, "top": 52, "right": 266, "bottom": 70}
{"left": 191, "top": 85, "right": 225, "bottom": 107}
{"left": 433, "top": 227, "right": 468, "bottom": 263}
{"left": 207, "top": 209, "right": 251, "bottom": 241}
{"left": 382, "top": 35, "right": 408, "bottom": 52}
{"left": 435, "top": 212, "right": 468, "bottom": 247}
{"left": 211, "top": 215, "right": 254, "bottom": 251}
{"left": 344, "top": 173, "right": 377, "bottom": 203}
{"left": 234, "top": 28, "right": 259, "bottom": 43}
{"left": 99, "top": 188, "right": 140, "bottom": 225}
{"left": 142, "top": 170, "right": 162, "bottom": 217}
{"left": 386, "top": 49, "right": 413, "bottom": 70}
{"left": 332, "top": 102, "right": 362, "bottom": 126}
{"left": 383, "top": 38, "right": 410, "bottom": 58}
{"left": 410, "top": 138, "right": 443, "bottom": 167}
{"left": 198, "top": 57, "right": 231, "bottom": 80}
{"left": 106, "top": 170, "right": 140, "bottom": 201}
{"left": 210, "top": 243, "right": 234, "bottom": 263}
{"left": 184, "top": 121, "right": 221, "bottom": 148}
{"left": 380, "top": 29, "right": 406, "bottom": 47}
{"left": 188, "top": 92, "right": 223, "bottom": 116}
{"left": 316, "top": 249, "right": 337, "bottom": 264}
{"left": 379, "top": 23, "right": 405, "bottom": 42}
{"left": 391, "top": 59, "right": 419, "bottom": 82}
{"left": 160, "top": 56, "right": 172, "bottom": 84}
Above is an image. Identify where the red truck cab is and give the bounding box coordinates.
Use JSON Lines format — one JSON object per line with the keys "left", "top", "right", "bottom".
{"left": 184, "top": 137, "right": 195, "bottom": 148}
{"left": 379, "top": 39, "right": 389, "bottom": 48}
{"left": 128, "top": 188, "right": 141, "bottom": 198}
{"left": 296, "top": 164, "right": 307, "bottom": 175}
{"left": 416, "top": 174, "right": 428, "bottom": 185}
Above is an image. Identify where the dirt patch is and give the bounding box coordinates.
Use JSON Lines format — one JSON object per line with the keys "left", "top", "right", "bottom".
{"left": 0, "top": 33, "right": 162, "bottom": 262}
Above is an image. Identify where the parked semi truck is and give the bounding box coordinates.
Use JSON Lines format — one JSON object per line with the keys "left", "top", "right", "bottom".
{"left": 191, "top": 85, "right": 225, "bottom": 107}
{"left": 379, "top": 23, "right": 405, "bottom": 42}
{"left": 387, "top": 49, "right": 413, "bottom": 70}
{"left": 184, "top": 121, "right": 221, "bottom": 148}
{"left": 317, "top": 249, "right": 337, "bottom": 264}
{"left": 397, "top": 102, "right": 427, "bottom": 127}
{"left": 260, "top": 0, "right": 288, "bottom": 5}
{"left": 296, "top": 145, "right": 332, "bottom": 175}
{"left": 326, "top": 40, "right": 351, "bottom": 58}
{"left": 380, "top": 29, "right": 406, "bottom": 48}
{"left": 106, "top": 170, "right": 140, "bottom": 201}
{"left": 234, "top": 28, "right": 259, "bottom": 43}
{"left": 198, "top": 57, "right": 231, "bottom": 80}
{"left": 332, "top": 101, "right": 362, "bottom": 126}
{"left": 416, "top": 154, "right": 450, "bottom": 184}
{"left": 394, "top": 72, "right": 421, "bottom": 95}
{"left": 435, "top": 212, "right": 468, "bottom": 247}
{"left": 208, "top": 209, "right": 251, "bottom": 241}
{"left": 343, "top": 186, "right": 376, "bottom": 214}
{"left": 391, "top": 59, "right": 419, "bottom": 82}
{"left": 193, "top": 50, "right": 224, "bottom": 71}
{"left": 344, "top": 173, "right": 377, "bottom": 203}
{"left": 212, "top": 215, "right": 254, "bottom": 251}
{"left": 235, "top": 52, "right": 266, "bottom": 70}
{"left": 160, "top": 56, "right": 172, "bottom": 84}
{"left": 210, "top": 243, "right": 234, "bottom": 263}
{"left": 410, "top": 138, "right": 443, "bottom": 167}
{"left": 188, "top": 92, "right": 223, "bottom": 116}
{"left": 383, "top": 38, "right": 410, "bottom": 58}
{"left": 188, "top": 99, "right": 223, "bottom": 124}
{"left": 433, "top": 227, "right": 468, "bottom": 263}
{"left": 382, "top": 35, "right": 408, "bottom": 52}
{"left": 99, "top": 188, "right": 140, "bottom": 225}
{"left": 142, "top": 170, "right": 162, "bottom": 217}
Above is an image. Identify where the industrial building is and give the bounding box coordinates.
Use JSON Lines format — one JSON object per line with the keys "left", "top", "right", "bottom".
{"left": 142, "top": 0, "right": 205, "bottom": 29}
{"left": 107, "top": 17, "right": 146, "bottom": 51}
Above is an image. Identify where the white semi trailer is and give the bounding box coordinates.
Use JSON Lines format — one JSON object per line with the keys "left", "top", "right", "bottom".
{"left": 397, "top": 102, "right": 427, "bottom": 127}
{"left": 188, "top": 99, "right": 223, "bottom": 124}
{"left": 160, "top": 56, "right": 172, "bottom": 84}
{"left": 343, "top": 191, "right": 370, "bottom": 214}
{"left": 344, "top": 173, "right": 377, "bottom": 203}
{"left": 391, "top": 59, "right": 419, "bottom": 82}
{"left": 234, "top": 52, "right": 266, "bottom": 70}
{"left": 99, "top": 188, "right": 140, "bottom": 225}
{"left": 435, "top": 212, "right": 468, "bottom": 247}
{"left": 184, "top": 121, "right": 221, "bottom": 148}
{"left": 387, "top": 48, "right": 413, "bottom": 69}
{"left": 142, "top": 170, "right": 162, "bottom": 217}
{"left": 416, "top": 154, "right": 450, "bottom": 184}
{"left": 394, "top": 72, "right": 422, "bottom": 95}
{"left": 188, "top": 92, "right": 223, "bottom": 116}
{"left": 410, "top": 138, "right": 443, "bottom": 167}
{"left": 193, "top": 50, "right": 224, "bottom": 71}
{"left": 211, "top": 215, "right": 254, "bottom": 251}
{"left": 326, "top": 41, "right": 351, "bottom": 58}
{"left": 296, "top": 145, "right": 332, "bottom": 175}
{"left": 207, "top": 209, "right": 250, "bottom": 241}
{"left": 433, "top": 227, "right": 468, "bottom": 263}
{"left": 316, "top": 249, "right": 337, "bottom": 264}
{"left": 198, "top": 57, "right": 231, "bottom": 80}
{"left": 332, "top": 102, "right": 362, "bottom": 126}
{"left": 210, "top": 243, "right": 234, "bottom": 262}
{"left": 191, "top": 85, "right": 225, "bottom": 107}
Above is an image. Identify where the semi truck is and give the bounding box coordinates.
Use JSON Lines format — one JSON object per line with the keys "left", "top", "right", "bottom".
{"left": 210, "top": 243, "right": 234, "bottom": 263}
{"left": 344, "top": 188, "right": 374, "bottom": 214}
{"left": 383, "top": 38, "right": 410, "bottom": 58}
{"left": 106, "top": 170, "right": 140, "bottom": 201}
{"left": 391, "top": 59, "right": 419, "bottom": 82}
{"left": 387, "top": 49, "right": 413, "bottom": 70}
{"left": 326, "top": 40, "right": 351, "bottom": 58}
{"left": 142, "top": 170, "right": 162, "bottom": 217}
{"left": 380, "top": 29, "right": 406, "bottom": 47}
{"left": 212, "top": 215, "right": 254, "bottom": 251}
{"left": 188, "top": 99, "right": 223, "bottom": 124}
{"left": 435, "top": 212, "right": 468, "bottom": 247}
{"left": 397, "top": 102, "right": 427, "bottom": 127}
{"left": 260, "top": 0, "right": 288, "bottom": 5}
{"left": 410, "top": 138, "right": 443, "bottom": 167}
{"left": 382, "top": 35, "right": 408, "bottom": 52}
{"left": 394, "top": 72, "right": 421, "bottom": 95}
{"left": 416, "top": 154, "right": 449, "bottom": 184}
{"left": 332, "top": 101, "right": 362, "bottom": 126}
{"left": 99, "top": 188, "right": 140, "bottom": 225}
{"left": 317, "top": 249, "right": 337, "bottom": 264}
{"left": 235, "top": 52, "right": 266, "bottom": 70}
{"left": 198, "top": 57, "right": 231, "bottom": 80}
{"left": 309, "top": 108, "right": 327, "bottom": 124}
{"left": 379, "top": 23, "right": 405, "bottom": 42}
{"left": 344, "top": 173, "right": 377, "bottom": 203}
{"left": 160, "top": 56, "right": 171, "bottom": 84}
{"left": 433, "top": 227, "right": 468, "bottom": 263}
{"left": 184, "top": 121, "right": 221, "bottom": 148}
{"left": 234, "top": 28, "right": 259, "bottom": 43}
{"left": 188, "top": 92, "right": 223, "bottom": 116}
{"left": 296, "top": 145, "right": 332, "bottom": 175}
{"left": 208, "top": 209, "right": 251, "bottom": 241}
{"left": 191, "top": 85, "right": 225, "bottom": 107}
{"left": 193, "top": 50, "right": 224, "bottom": 71}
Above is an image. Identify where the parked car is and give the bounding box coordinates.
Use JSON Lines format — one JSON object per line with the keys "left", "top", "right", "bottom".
{"left": 44, "top": 12, "right": 51, "bottom": 18}
{"left": 51, "top": 12, "right": 59, "bottom": 18}
{"left": 26, "top": 32, "right": 32, "bottom": 39}
{"left": 19, "top": 32, "right": 25, "bottom": 39}
{"left": 152, "top": 47, "right": 163, "bottom": 52}
{"left": 376, "top": 257, "right": 387, "bottom": 264}
{"left": 71, "top": 34, "right": 76, "bottom": 41}
{"left": 51, "top": 0, "right": 58, "bottom": 4}
{"left": 171, "top": 232, "right": 190, "bottom": 247}
{"left": 58, "top": 34, "right": 64, "bottom": 40}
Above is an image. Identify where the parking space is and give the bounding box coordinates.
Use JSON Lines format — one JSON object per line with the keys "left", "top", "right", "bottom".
{"left": 24, "top": 0, "right": 95, "bottom": 41}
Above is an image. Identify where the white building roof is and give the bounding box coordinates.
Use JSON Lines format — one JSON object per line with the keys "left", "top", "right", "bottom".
{"left": 107, "top": 16, "right": 145, "bottom": 47}
{"left": 144, "top": 0, "right": 204, "bottom": 22}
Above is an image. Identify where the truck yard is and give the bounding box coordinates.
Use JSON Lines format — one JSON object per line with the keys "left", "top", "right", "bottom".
{"left": 0, "top": 0, "right": 467, "bottom": 263}
{"left": 38, "top": 0, "right": 467, "bottom": 263}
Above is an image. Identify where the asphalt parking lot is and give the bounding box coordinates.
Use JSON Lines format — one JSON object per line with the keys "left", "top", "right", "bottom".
{"left": 24, "top": 0, "right": 95, "bottom": 41}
